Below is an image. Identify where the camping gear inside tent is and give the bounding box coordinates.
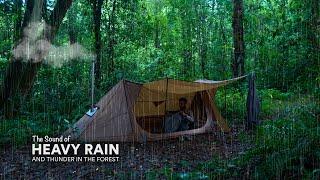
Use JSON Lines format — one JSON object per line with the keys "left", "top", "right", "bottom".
{"left": 64, "top": 76, "right": 246, "bottom": 142}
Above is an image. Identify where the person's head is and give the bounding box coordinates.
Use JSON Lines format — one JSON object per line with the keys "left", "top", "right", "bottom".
{"left": 179, "top": 97, "right": 187, "bottom": 110}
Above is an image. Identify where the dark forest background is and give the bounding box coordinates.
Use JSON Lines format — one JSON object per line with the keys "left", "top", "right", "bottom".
{"left": 0, "top": 0, "right": 319, "bottom": 179}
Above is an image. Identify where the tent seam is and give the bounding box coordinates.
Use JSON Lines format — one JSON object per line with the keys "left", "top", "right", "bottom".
{"left": 122, "top": 80, "right": 138, "bottom": 141}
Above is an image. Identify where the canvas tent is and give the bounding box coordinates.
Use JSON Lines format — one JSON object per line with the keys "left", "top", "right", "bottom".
{"left": 65, "top": 76, "right": 245, "bottom": 142}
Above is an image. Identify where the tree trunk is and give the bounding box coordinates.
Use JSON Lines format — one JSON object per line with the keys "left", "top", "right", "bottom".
{"left": 198, "top": 2, "right": 208, "bottom": 78}
{"left": 68, "top": 6, "right": 77, "bottom": 44}
{"left": 182, "top": 24, "right": 192, "bottom": 78}
{"left": 306, "top": 0, "right": 319, "bottom": 87}
{"left": 42, "top": 0, "right": 48, "bottom": 22}
{"left": 92, "top": 0, "right": 104, "bottom": 88}
{"left": 181, "top": 4, "right": 193, "bottom": 79}
{"left": 308, "top": 0, "right": 319, "bottom": 51}
{"left": 154, "top": 20, "right": 160, "bottom": 49}
{"left": 232, "top": 0, "right": 245, "bottom": 77}
{"left": 21, "top": 0, "right": 35, "bottom": 30}
{"left": 13, "top": 0, "right": 23, "bottom": 42}
{"left": 0, "top": 0, "right": 73, "bottom": 116}
{"left": 107, "top": 0, "right": 117, "bottom": 78}
{"left": 220, "top": 15, "right": 228, "bottom": 77}
{"left": 154, "top": 1, "right": 160, "bottom": 49}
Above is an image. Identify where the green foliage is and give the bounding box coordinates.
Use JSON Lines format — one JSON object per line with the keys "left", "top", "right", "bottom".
{"left": 0, "top": 118, "right": 53, "bottom": 148}
{"left": 238, "top": 97, "right": 320, "bottom": 179}
{"left": 0, "top": 61, "right": 97, "bottom": 147}
{"left": 144, "top": 165, "right": 210, "bottom": 180}
{"left": 0, "top": 0, "right": 318, "bottom": 178}
{"left": 196, "top": 155, "right": 236, "bottom": 179}
{"left": 215, "top": 87, "right": 298, "bottom": 124}
{"left": 260, "top": 89, "right": 292, "bottom": 101}
{"left": 245, "top": 0, "right": 319, "bottom": 92}
{"left": 0, "top": 0, "right": 317, "bottom": 92}
{"left": 259, "top": 88, "right": 293, "bottom": 118}
{"left": 215, "top": 87, "right": 247, "bottom": 123}
{"left": 145, "top": 170, "right": 159, "bottom": 180}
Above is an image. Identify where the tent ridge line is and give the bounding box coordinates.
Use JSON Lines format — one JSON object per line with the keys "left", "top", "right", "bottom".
{"left": 123, "top": 75, "right": 247, "bottom": 88}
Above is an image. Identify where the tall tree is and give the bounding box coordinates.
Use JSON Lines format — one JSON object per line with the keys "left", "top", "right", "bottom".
{"left": 232, "top": 0, "right": 245, "bottom": 77}
{"left": 197, "top": 1, "right": 208, "bottom": 78}
{"left": 92, "top": 0, "right": 104, "bottom": 88}
{"left": 180, "top": 1, "right": 193, "bottom": 79}
{"left": 13, "top": 0, "right": 23, "bottom": 42}
{"left": 154, "top": 0, "right": 161, "bottom": 49}
{"left": 106, "top": 0, "right": 117, "bottom": 78}
{"left": 306, "top": 0, "right": 319, "bottom": 87}
{"left": 68, "top": 4, "right": 77, "bottom": 44}
{"left": 308, "top": 0, "right": 319, "bottom": 54}
{"left": 0, "top": 0, "right": 73, "bottom": 116}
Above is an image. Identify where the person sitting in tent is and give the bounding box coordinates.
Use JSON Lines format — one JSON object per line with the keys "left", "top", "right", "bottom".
{"left": 164, "top": 97, "right": 195, "bottom": 133}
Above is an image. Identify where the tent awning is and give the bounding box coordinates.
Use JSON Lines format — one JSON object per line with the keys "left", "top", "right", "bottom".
{"left": 143, "top": 75, "right": 246, "bottom": 94}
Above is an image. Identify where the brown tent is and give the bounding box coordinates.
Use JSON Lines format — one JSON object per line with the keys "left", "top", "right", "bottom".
{"left": 65, "top": 76, "right": 245, "bottom": 142}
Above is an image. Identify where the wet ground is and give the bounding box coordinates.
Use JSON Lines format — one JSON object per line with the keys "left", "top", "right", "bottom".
{"left": 0, "top": 127, "right": 247, "bottom": 179}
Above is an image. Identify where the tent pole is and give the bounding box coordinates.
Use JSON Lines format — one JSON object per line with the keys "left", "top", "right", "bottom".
{"left": 85, "top": 58, "right": 98, "bottom": 117}
{"left": 224, "top": 85, "right": 227, "bottom": 114}
{"left": 91, "top": 58, "right": 95, "bottom": 111}
{"left": 164, "top": 78, "right": 169, "bottom": 116}
{"left": 162, "top": 78, "right": 169, "bottom": 133}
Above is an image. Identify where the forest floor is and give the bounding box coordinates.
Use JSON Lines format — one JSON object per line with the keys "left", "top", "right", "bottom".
{"left": 0, "top": 124, "right": 249, "bottom": 179}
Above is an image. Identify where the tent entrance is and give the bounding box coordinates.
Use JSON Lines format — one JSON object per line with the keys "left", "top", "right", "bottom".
{"left": 134, "top": 91, "right": 208, "bottom": 134}
{"left": 136, "top": 115, "right": 165, "bottom": 133}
